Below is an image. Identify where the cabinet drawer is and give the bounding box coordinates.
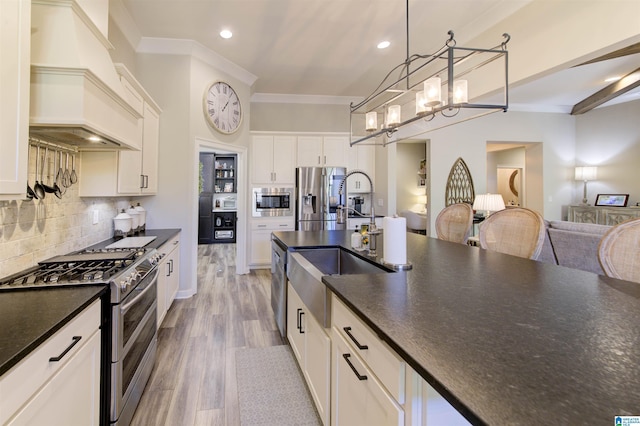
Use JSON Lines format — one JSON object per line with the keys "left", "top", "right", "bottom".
{"left": 332, "top": 295, "right": 405, "bottom": 403}
{"left": 0, "top": 300, "right": 101, "bottom": 424}
{"left": 251, "top": 220, "right": 295, "bottom": 231}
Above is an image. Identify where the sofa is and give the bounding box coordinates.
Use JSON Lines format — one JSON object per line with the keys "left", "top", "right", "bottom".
{"left": 538, "top": 220, "right": 612, "bottom": 275}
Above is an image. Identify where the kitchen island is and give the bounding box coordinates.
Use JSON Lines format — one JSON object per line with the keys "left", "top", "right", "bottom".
{"left": 272, "top": 230, "right": 640, "bottom": 425}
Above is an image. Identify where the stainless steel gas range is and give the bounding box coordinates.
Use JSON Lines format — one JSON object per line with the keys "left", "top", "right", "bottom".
{"left": 0, "top": 245, "right": 163, "bottom": 426}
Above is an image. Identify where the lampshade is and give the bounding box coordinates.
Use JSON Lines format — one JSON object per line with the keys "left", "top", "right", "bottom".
{"left": 574, "top": 166, "right": 598, "bottom": 181}
{"left": 415, "top": 91, "right": 429, "bottom": 116}
{"left": 365, "top": 111, "right": 378, "bottom": 131}
{"left": 453, "top": 80, "right": 468, "bottom": 104}
{"left": 472, "top": 193, "right": 505, "bottom": 213}
{"left": 424, "top": 77, "right": 442, "bottom": 106}
{"left": 417, "top": 195, "right": 427, "bottom": 205}
{"left": 386, "top": 105, "right": 402, "bottom": 127}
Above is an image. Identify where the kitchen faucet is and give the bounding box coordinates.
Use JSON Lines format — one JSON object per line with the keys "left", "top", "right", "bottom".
{"left": 337, "top": 170, "right": 377, "bottom": 233}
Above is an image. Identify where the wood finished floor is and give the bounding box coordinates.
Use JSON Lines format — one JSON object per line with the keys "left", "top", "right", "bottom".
{"left": 131, "top": 243, "right": 283, "bottom": 426}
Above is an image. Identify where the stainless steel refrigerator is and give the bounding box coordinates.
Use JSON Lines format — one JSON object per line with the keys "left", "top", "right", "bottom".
{"left": 295, "top": 167, "right": 347, "bottom": 231}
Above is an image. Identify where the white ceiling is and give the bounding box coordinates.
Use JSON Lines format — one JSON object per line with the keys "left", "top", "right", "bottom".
{"left": 119, "top": 0, "right": 640, "bottom": 110}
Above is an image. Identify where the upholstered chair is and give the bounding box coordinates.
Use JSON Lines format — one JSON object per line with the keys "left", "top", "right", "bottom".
{"left": 479, "top": 207, "right": 546, "bottom": 259}
{"left": 435, "top": 203, "right": 474, "bottom": 244}
{"left": 597, "top": 217, "right": 640, "bottom": 283}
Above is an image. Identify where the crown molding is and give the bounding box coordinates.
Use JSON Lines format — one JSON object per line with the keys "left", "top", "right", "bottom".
{"left": 136, "top": 37, "right": 257, "bottom": 87}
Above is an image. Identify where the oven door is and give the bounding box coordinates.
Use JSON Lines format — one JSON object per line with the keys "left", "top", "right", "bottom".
{"left": 110, "top": 268, "right": 158, "bottom": 424}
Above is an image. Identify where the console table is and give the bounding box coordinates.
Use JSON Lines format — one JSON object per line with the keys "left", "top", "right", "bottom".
{"left": 568, "top": 205, "right": 640, "bottom": 225}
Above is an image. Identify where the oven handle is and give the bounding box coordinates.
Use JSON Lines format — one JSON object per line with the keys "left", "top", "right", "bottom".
{"left": 120, "top": 268, "right": 159, "bottom": 315}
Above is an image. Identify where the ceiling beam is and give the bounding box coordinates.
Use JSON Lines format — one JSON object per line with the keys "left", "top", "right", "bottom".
{"left": 575, "top": 42, "right": 640, "bottom": 67}
{"left": 571, "top": 66, "right": 640, "bottom": 115}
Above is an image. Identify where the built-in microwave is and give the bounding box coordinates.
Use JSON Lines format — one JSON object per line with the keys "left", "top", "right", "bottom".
{"left": 222, "top": 197, "right": 237, "bottom": 210}
{"left": 253, "top": 187, "right": 293, "bottom": 217}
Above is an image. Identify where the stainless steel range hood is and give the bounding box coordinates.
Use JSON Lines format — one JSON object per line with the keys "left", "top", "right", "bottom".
{"left": 29, "top": 0, "right": 142, "bottom": 150}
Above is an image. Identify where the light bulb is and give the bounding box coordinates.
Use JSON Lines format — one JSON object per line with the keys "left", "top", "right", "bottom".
{"left": 387, "top": 105, "right": 401, "bottom": 127}
{"left": 365, "top": 111, "right": 378, "bottom": 131}
{"left": 424, "top": 77, "right": 442, "bottom": 106}
{"left": 453, "top": 80, "right": 468, "bottom": 104}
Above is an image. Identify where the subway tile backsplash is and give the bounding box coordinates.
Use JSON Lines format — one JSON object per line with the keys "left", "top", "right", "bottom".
{"left": 0, "top": 182, "right": 128, "bottom": 278}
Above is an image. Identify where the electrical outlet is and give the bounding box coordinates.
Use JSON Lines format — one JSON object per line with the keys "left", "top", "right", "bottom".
{"left": 93, "top": 210, "right": 99, "bottom": 225}
{"left": 377, "top": 198, "right": 384, "bottom": 207}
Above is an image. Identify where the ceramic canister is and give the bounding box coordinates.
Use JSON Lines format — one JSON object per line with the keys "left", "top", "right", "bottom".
{"left": 113, "top": 209, "right": 132, "bottom": 238}
{"left": 134, "top": 203, "right": 146, "bottom": 231}
{"left": 126, "top": 205, "right": 140, "bottom": 234}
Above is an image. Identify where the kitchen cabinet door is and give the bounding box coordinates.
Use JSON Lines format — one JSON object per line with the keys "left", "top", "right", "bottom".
{"left": 249, "top": 219, "right": 294, "bottom": 268}
{"left": 296, "top": 136, "right": 348, "bottom": 168}
{"left": 297, "top": 136, "right": 324, "bottom": 167}
{"left": 251, "top": 135, "right": 295, "bottom": 185}
{"left": 0, "top": 0, "right": 30, "bottom": 200}
{"left": 347, "top": 144, "right": 375, "bottom": 192}
{"left": 332, "top": 331, "right": 403, "bottom": 426}
{"left": 157, "top": 232, "right": 180, "bottom": 327}
{"left": 322, "top": 136, "right": 348, "bottom": 168}
{"left": 272, "top": 136, "right": 296, "bottom": 183}
{"left": 0, "top": 300, "right": 101, "bottom": 426}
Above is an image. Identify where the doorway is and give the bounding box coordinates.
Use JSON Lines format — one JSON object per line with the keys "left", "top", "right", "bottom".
{"left": 196, "top": 138, "right": 249, "bottom": 276}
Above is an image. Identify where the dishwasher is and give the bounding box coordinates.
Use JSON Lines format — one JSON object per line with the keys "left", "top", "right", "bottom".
{"left": 271, "top": 237, "right": 288, "bottom": 338}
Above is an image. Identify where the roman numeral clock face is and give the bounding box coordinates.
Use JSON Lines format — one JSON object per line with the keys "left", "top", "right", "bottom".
{"left": 204, "top": 81, "right": 242, "bottom": 134}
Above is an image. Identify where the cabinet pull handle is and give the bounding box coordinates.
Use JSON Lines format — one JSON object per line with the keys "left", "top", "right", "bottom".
{"left": 166, "top": 261, "right": 171, "bottom": 277}
{"left": 169, "top": 259, "right": 174, "bottom": 274}
{"left": 145, "top": 175, "right": 149, "bottom": 188}
{"left": 342, "top": 353, "right": 367, "bottom": 381}
{"left": 297, "top": 308, "right": 305, "bottom": 334}
{"left": 279, "top": 224, "right": 288, "bottom": 227}
{"left": 343, "top": 326, "right": 368, "bottom": 350}
{"left": 258, "top": 224, "right": 267, "bottom": 228}
{"left": 140, "top": 175, "right": 145, "bottom": 189}
{"left": 49, "top": 336, "right": 82, "bottom": 362}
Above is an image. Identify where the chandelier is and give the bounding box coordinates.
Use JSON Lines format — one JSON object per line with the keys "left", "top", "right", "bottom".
{"left": 350, "top": 1, "right": 510, "bottom": 146}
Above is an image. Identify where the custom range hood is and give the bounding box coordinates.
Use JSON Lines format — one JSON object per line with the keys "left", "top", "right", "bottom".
{"left": 29, "top": 0, "right": 142, "bottom": 150}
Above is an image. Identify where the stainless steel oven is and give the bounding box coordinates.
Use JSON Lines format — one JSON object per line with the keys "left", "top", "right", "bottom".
{"left": 253, "top": 187, "right": 293, "bottom": 217}
{"left": 110, "top": 266, "right": 159, "bottom": 426}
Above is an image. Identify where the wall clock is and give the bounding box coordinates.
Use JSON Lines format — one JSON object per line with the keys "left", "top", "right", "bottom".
{"left": 203, "top": 81, "right": 242, "bottom": 134}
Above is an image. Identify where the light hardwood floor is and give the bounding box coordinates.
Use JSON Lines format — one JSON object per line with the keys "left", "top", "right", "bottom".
{"left": 131, "top": 243, "right": 283, "bottom": 426}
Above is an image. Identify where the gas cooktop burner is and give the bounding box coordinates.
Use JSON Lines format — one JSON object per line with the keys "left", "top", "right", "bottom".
{"left": 0, "top": 247, "right": 160, "bottom": 295}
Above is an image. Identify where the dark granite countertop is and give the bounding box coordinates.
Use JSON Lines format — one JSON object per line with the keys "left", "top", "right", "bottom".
{"left": 0, "top": 286, "right": 107, "bottom": 375}
{"left": 272, "top": 230, "right": 640, "bottom": 425}
{"left": 0, "top": 228, "right": 180, "bottom": 377}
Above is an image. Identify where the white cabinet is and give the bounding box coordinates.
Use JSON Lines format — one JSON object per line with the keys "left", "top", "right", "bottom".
{"left": 0, "top": 0, "right": 30, "bottom": 200}
{"left": 331, "top": 295, "right": 405, "bottom": 426}
{"left": 297, "top": 136, "right": 348, "bottom": 168}
{"left": 287, "top": 282, "right": 331, "bottom": 425}
{"left": 347, "top": 144, "right": 376, "bottom": 192}
{"left": 157, "top": 232, "right": 181, "bottom": 327}
{"left": 332, "top": 331, "right": 404, "bottom": 426}
{"left": 251, "top": 135, "right": 296, "bottom": 184}
{"left": 249, "top": 218, "right": 295, "bottom": 268}
{"left": 0, "top": 300, "right": 101, "bottom": 425}
{"left": 78, "top": 66, "right": 161, "bottom": 197}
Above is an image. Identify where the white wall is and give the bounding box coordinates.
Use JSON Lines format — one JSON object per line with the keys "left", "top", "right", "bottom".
{"left": 575, "top": 99, "right": 640, "bottom": 206}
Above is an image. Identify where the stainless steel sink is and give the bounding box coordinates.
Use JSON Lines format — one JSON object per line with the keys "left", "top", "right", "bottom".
{"left": 287, "top": 248, "right": 392, "bottom": 328}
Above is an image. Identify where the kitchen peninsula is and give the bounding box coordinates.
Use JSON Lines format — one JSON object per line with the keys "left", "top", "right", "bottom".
{"left": 272, "top": 230, "right": 640, "bottom": 425}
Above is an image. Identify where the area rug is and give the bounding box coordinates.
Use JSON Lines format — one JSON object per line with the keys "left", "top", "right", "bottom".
{"left": 235, "top": 345, "right": 321, "bottom": 426}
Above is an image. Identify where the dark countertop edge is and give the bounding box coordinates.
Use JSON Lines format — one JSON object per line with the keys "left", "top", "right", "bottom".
{"left": 324, "top": 281, "right": 484, "bottom": 426}
{"left": 0, "top": 285, "right": 108, "bottom": 376}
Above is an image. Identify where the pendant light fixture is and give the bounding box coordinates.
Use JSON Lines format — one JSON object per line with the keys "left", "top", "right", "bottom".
{"left": 349, "top": 0, "right": 510, "bottom": 146}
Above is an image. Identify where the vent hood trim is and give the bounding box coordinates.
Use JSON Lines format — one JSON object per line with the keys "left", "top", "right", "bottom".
{"left": 29, "top": 0, "right": 143, "bottom": 150}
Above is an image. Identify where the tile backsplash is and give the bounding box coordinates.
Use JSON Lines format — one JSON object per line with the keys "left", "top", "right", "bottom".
{"left": 0, "top": 181, "right": 130, "bottom": 278}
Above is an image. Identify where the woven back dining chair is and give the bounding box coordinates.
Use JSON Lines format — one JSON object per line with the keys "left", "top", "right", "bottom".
{"left": 479, "top": 207, "right": 546, "bottom": 260}
{"left": 598, "top": 217, "right": 640, "bottom": 283}
{"left": 435, "top": 203, "right": 474, "bottom": 244}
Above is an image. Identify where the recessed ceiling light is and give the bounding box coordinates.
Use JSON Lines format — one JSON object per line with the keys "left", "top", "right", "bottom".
{"left": 220, "top": 29, "right": 233, "bottom": 39}
{"left": 377, "top": 41, "right": 390, "bottom": 49}
{"left": 604, "top": 76, "right": 621, "bottom": 82}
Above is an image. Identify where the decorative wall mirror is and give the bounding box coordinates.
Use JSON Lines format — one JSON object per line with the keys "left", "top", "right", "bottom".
{"left": 445, "top": 157, "right": 475, "bottom": 206}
